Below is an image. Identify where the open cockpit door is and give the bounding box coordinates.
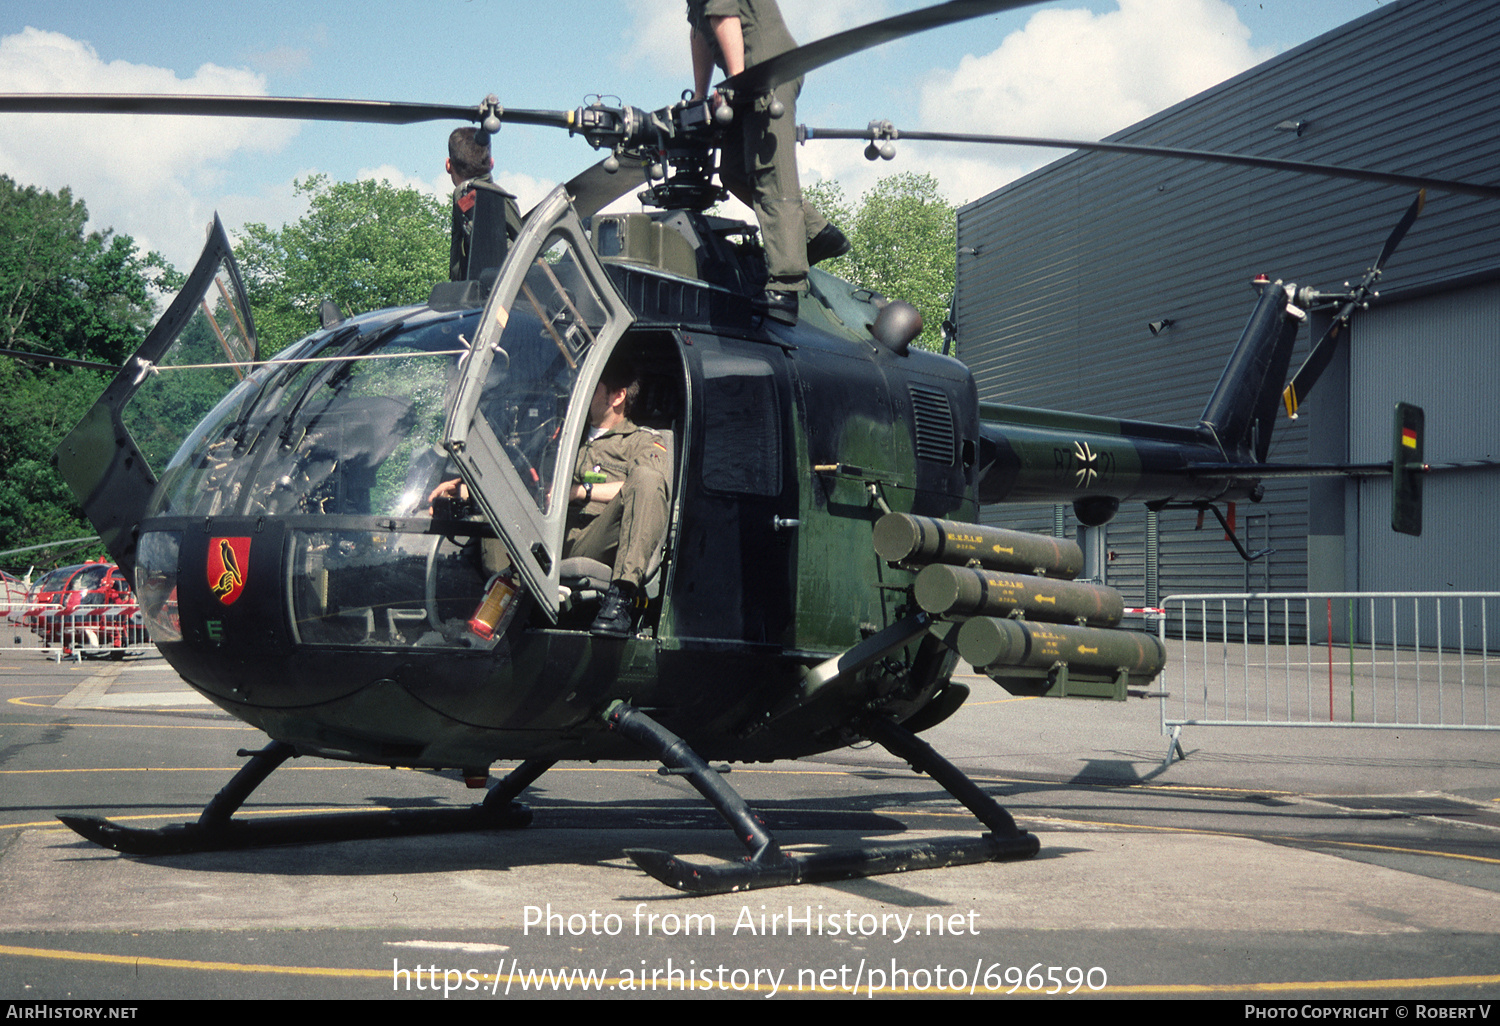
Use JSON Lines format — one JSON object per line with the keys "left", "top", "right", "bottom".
{"left": 55, "top": 215, "right": 256, "bottom": 576}
{"left": 443, "top": 186, "right": 635, "bottom": 622}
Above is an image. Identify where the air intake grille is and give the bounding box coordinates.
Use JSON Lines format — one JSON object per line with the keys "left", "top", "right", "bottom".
{"left": 909, "top": 384, "right": 956, "bottom": 464}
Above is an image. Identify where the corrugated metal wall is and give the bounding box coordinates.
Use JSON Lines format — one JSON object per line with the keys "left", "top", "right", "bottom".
{"left": 956, "top": 0, "right": 1500, "bottom": 610}
{"left": 1351, "top": 282, "right": 1500, "bottom": 645}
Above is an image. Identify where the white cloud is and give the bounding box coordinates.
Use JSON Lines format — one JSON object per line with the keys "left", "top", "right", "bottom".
{"left": 495, "top": 172, "right": 559, "bottom": 217}
{"left": 621, "top": 0, "right": 896, "bottom": 75}
{"left": 920, "top": 0, "right": 1269, "bottom": 138}
{"left": 0, "top": 27, "right": 298, "bottom": 267}
{"left": 356, "top": 164, "right": 452, "bottom": 202}
{"left": 914, "top": 0, "right": 1272, "bottom": 198}
{"left": 781, "top": 0, "right": 895, "bottom": 45}
{"left": 619, "top": 0, "right": 689, "bottom": 73}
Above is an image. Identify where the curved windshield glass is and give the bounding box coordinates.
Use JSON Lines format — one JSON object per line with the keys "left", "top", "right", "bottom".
{"left": 149, "top": 310, "right": 479, "bottom": 518}
{"left": 288, "top": 528, "right": 504, "bottom": 649}
{"left": 33, "top": 568, "right": 76, "bottom": 594}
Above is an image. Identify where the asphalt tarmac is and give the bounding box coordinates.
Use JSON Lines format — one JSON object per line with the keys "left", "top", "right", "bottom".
{"left": 1, "top": 646, "right": 1497, "bottom": 1002}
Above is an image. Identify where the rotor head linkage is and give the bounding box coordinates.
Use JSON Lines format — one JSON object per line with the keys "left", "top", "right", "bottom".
{"left": 863, "top": 119, "right": 898, "bottom": 161}
{"left": 474, "top": 94, "right": 503, "bottom": 146}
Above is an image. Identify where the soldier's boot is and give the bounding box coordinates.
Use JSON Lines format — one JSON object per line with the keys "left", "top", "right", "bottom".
{"left": 590, "top": 581, "right": 637, "bottom": 638}
{"left": 806, "top": 223, "right": 851, "bottom": 266}
{"left": 760, "top": 289, "right": 799, "bottom": 326}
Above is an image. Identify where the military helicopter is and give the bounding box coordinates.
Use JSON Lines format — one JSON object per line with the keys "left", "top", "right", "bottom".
{"left": 2, "top": 0, "right": 1488, "bottom": 895}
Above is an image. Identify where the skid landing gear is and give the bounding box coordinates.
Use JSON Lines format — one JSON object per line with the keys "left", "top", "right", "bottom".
{"left": 58, "top": 716, "right": 1039, "bottom": 894}
{"left": 58, "top": 742, "right": 546, "bottom": 856}
{"left": 604, "top": 701, "right": 1039, "bottom": 895}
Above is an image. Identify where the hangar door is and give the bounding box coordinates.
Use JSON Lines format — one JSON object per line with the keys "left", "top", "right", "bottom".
{"left": 1350, "top": 280, "right": 1500, "bottom": 647}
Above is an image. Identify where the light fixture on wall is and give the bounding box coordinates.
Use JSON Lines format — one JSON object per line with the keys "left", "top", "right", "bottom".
{"left": 1275, "top": 118, "right": 1308, "bottom": 136}
{"left": 1147, "top": 318, "right": 1174, "bottom": 336}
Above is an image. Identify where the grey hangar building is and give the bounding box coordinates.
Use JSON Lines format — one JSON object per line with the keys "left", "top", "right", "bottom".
{"left": 950, "top": 0, "right": 1500, "bottom": 642}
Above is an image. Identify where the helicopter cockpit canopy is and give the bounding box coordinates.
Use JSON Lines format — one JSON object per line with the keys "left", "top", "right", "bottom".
{"left": 66, "top": 187, "right": 637, "bottom": 659}
{"left": 145, "top": 309, "right": 474, "bottom": 522}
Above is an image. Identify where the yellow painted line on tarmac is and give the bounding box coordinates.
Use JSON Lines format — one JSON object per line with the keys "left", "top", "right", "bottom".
{"left": 0, "top": 764, "right": 389, "bottom": 775}
{"left": 4, "top": 806, "right": 404, "bottom": 832}
{"left": 0, "top": 943, "right": 386, "bottom": 981}
{"left": 1286, "top": 836, "right": 1500, "bottom": 867}
{"left": 0, "top": 762, "right": 863, "bottom": 778}
{"left": 1098, "top": 973, "right": 1500, "bottom": 996}
{"left": 0, "top": 941, "right": 1495, "bottom": 995}
{"left": 1, "top": 719, "right": 256, "bottom": 729}
{"left": 1026, "top": 814, "right": 1500, "bottom": 866}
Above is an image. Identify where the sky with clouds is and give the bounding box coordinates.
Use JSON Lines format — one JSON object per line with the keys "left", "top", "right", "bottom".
{"left": 0, "top": 0, "right": 1386, "bottom": 270}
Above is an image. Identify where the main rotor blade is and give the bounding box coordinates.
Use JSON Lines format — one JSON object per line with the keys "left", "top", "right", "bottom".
{"left": 0, "top": 93, "right": 573, "bottom": 130}
{"left": 1281, "top": 190, "right": 1427, "bottom": 419}
{"left": 805, "top": 127, "right": 1500, "bottom": 200}
{"left": 551, "top": 157, "right": 651, "bottom": 220}
{"left": 723, "top": 0, "right": 1035, "bottom": 94}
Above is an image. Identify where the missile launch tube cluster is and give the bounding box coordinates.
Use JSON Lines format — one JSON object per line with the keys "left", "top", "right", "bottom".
{"left": 875, "top": 513, "right": 1166, "bottom": 689}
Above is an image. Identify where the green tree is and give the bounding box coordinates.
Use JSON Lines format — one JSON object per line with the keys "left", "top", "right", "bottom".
{"left": 805, "top": 172, "right": 957, "bottom": 352}
{"left": 0, "top": 176, "right": 171, "bottom": 367}
{"left": 0, "top": 361, "right": 110, "bottom": 559}
{"left": 0, "top": 178, "right": 175, "bottom": 558}
{"left": 237, "top": 175, "right": 451, "bottom": 355}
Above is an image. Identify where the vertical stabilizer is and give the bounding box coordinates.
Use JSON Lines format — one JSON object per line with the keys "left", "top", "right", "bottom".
{"left": 1197, "top": 282, "right": 1304, "bottom": 462}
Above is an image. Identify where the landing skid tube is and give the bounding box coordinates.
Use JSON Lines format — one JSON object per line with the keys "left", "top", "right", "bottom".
{"left": 57, "top": 742, "right": 548, "bottom": 856}
{"left": 604, "top": 701, "right": 1039, "bottom": 895}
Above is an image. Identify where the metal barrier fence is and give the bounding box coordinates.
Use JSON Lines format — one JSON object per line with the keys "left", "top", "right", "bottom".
{"left": 3, "top": 601, "right": 155, "bottom": 661}
{"left": 1158, "top": 592, "right": 1497, "bottom": 764}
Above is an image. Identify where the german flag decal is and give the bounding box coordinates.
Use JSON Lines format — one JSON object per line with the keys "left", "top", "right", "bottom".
{"left": 208, "top": 537, "right": 251, "bottom": 606}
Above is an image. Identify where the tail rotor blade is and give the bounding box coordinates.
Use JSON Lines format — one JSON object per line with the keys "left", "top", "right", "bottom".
{"left": 1282, "top": 320, "right": 1344, "bottom": 419}
{"left": 1283, "top": 191, "right": 1426, "bottom": 419}
{"left": 1375, "top": 189, "right": 1426, "bottom": 270}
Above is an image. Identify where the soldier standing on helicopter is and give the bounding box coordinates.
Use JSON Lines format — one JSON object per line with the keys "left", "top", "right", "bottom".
{"left": 446, "top": 127, "right": 521, "bottom": 282}
{"left": 688, "top": 0, "right": 850, "bottom": 325}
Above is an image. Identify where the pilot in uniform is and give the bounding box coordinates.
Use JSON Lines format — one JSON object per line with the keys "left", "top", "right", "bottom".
{"left": 564, "top": 375, "right": 671, "bottom": 637}
{"left": 426, "top": 366, "right": 667, "bottom": 638}
{"left": 687, "top": 0, "right": 849, "bottom": 324}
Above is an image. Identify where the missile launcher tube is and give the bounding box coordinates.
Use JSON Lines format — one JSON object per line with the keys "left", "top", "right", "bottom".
{"left": 956, "top": 616, "right": 1167, "bottom": 679}
{"left": 873, "top": 513, "right": 1083, "bottom": 579}
{"left": 914, "top": 563, "right": 1124, "bottom": 626}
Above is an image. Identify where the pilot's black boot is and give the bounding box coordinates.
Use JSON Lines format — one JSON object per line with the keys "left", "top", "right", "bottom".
{"left": 591, "top": 581, "right": 636, "bottom": 638}
{"left": 806, "top": 223, "right": 851, "bottom": 266}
